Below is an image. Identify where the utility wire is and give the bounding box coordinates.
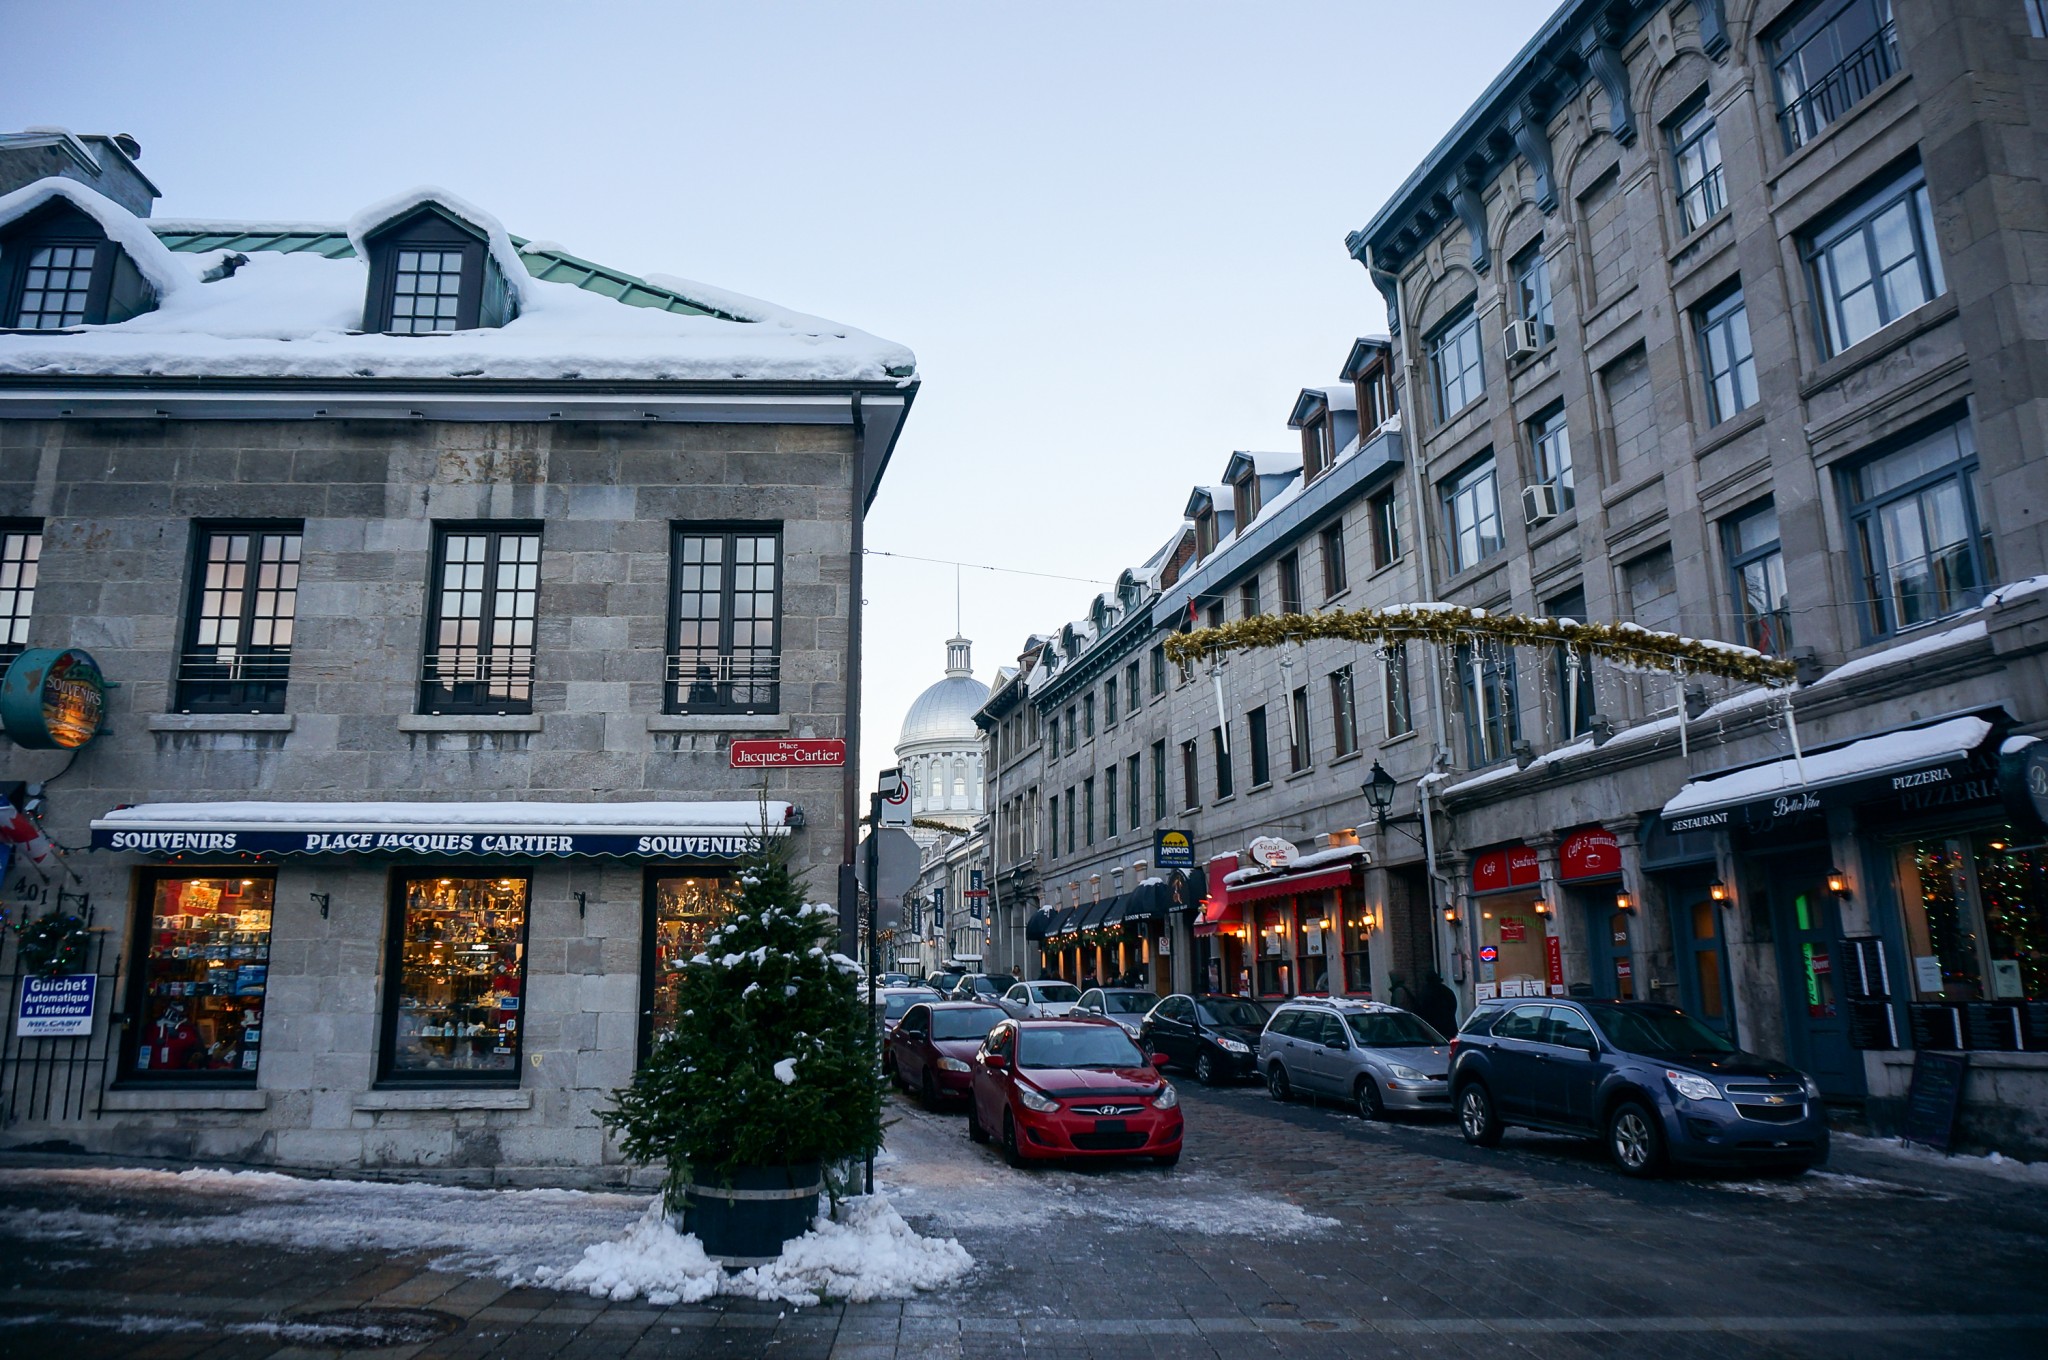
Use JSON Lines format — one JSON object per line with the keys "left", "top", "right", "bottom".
{"left": 864, "top": 548, "right": 1113, "bottom": 587}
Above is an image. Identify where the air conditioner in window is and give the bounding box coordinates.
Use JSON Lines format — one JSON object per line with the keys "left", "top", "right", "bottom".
{"left": 1504, "top": 318, "right": 1542, "bottom": 362}
{"left": 1522, "top": 481, "right": 1562, "bottom": 526}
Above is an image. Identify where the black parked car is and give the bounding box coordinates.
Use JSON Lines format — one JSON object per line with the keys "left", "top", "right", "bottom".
{"left": 1140, "top": 993, "right": 1272, "bottom": 1085}
{"left": 1449, "top": 998, "right": 1827, "bottom": 1177}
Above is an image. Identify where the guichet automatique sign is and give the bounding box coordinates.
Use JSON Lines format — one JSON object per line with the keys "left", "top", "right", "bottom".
{"left": 16, "top": 974, "right": 96, "bottom": 1038}
{"left": 0, "top": 647, "right": 108, "bottom": 750}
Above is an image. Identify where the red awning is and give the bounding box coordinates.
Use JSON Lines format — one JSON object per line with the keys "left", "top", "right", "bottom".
{"left": 1193, "top": 898, "right": 1233, "bottom": 937}
{"left": 1224, "top": 865, "right": 1356, "bottom": 907}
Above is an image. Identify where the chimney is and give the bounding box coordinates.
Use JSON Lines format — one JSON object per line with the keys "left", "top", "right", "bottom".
{"left": 0, "top": 127, "right": 160, "bottom": 216}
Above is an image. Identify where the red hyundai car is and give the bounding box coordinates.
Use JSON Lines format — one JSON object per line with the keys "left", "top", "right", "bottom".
{"left": 886, "top": 1001, "right": 1006, "bottom": 1106}
{"left": 967, "top": 1017, "right": 1182, "bottom": 1167}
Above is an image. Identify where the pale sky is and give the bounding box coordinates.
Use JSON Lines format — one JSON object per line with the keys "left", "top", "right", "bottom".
{"left": 1, "top": 0, "right": 1553, "bottom": 790}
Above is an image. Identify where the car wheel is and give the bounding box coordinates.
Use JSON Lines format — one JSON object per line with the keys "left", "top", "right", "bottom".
{"left": 921, "top": 1071, "right": 939, "bottom": 1108}
{"left": 1266, "top": 1063, "right": 1293, "bottom": 1103}
{"left": 1457, "top": 1083, "right": 1503, "bottom": 1147}
{"left": 1607, "top": 1100, "right": 1666, "bottom": 1177}
{"left": 1001, "top": 1109, "right": 1027, "bottom": 1168}
{"left": 1354, "top": 1075, "right": 1386, "bottom": 1121}
{"left": 966, "top": 1099, "right": 988, "bottom": 1144}
{"left": 1195, "top": 1052, "right": 1218, "bottom": 1086}
{"left": 881, "top": 1053, "right": 897, "bottom": 1086}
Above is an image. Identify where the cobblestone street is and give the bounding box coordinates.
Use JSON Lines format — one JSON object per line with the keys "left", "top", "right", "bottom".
{"left": 5, "top": 1081, "right": 2047, "bottom": 1359}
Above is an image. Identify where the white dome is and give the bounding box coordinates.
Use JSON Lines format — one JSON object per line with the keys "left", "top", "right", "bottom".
{"left": 897, "top": 637, "right": 988, "bottom": 748}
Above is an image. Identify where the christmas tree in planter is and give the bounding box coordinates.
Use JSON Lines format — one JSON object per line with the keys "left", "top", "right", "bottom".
{"left": 604, "top": 836, "right": 882, "bottom": 1265}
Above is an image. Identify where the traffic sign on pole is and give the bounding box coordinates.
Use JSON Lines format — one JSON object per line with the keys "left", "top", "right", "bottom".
{"left": 878, "top": 768, "right": 912, "bottom": 828}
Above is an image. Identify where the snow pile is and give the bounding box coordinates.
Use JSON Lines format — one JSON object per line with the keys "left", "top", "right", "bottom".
{"left": 536, "top": 1194, "right": 972, "bottom": 1307}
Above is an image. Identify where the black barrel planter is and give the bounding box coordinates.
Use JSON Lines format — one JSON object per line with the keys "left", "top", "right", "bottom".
{"left": 682, "top": 1163, "right": 823, "bottom": 1267}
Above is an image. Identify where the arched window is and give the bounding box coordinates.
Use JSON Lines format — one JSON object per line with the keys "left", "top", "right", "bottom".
{"left": 952, "top": 760, "right": 967, "bottom": 800}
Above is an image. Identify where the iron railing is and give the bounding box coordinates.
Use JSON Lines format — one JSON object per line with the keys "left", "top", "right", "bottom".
{"left": 666, "top": 649, "right": 780, "bottom": 715}
{"left": 419, "top": 646, "right": 536, "bottom": 714}
{"left": 1, "top": 893, "right": 118, "bottom": 1129}
{"left": 1778, "top": 21, "right": 1900, "bottom": 152}
{"left": 175, "top": 648, "right": 292, "bottom": 713}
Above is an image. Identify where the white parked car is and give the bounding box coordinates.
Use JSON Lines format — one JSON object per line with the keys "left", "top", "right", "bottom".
{"left": 999, "top": 980, "right": 1083, "bottom": 1019}
{"left": 1074, "top": 987, "right": 1161, "bottom": 1037}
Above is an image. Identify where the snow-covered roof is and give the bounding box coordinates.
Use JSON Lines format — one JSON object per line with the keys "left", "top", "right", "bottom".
{"left": 0, "top": 177, "right": 915, "bottom": 385}
{"left": 1661, "top": 716, "right": 1994, "bottom": 820}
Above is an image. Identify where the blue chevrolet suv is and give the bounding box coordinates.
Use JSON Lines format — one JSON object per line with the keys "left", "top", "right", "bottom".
{"left": 1449, "top": 999, "right": 1827, "bottom": 1176}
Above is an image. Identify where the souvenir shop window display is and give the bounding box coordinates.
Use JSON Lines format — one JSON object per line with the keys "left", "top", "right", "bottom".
{"left": 129, "top": 873, "right": 274, "bottom": 1079}
{"left": 645, "top": 873, "right": 740, "bottom": 1042}
{"left": 385, "top": 874, "right": 531, "bottom": 1079}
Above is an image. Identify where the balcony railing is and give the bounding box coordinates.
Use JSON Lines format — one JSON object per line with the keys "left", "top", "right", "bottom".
{"left": 667, "top": 649, "right": 780, "bottom": 715}
{"left": 419, "top": 646, "right": 535, "bottom": 715}
{"left": 1778, "top": 21, "right": 1899, "bottom": 152}
{"left": 176, "top": 649, "right": 292, "bottom": 714}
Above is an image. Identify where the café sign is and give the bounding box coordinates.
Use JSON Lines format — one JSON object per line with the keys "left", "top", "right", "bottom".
{"left": 1, "top": 648, "right": 108, "bottom": 750}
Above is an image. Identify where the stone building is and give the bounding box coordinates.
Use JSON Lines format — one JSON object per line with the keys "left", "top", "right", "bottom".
{"left": 888, "top": 635, "right": 989, "bottom": 975}
{"left": 1346, "top": 0, "right": 2048, "bottom": 1154}
{"left": 0, "top": 144, "right": 915, "bottom": 1181}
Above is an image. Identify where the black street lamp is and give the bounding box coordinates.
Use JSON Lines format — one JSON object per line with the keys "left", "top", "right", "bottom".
{"left": 1362, "top": 760, "right": 1397, "bottom": 824}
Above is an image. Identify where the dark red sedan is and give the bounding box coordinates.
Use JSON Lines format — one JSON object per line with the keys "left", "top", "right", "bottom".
{"left": 967, "top": 1017, "right": 1182, "bottom": 1167}
{"left": 885, "top": 1001, "right": 1006, "bottom": 1106}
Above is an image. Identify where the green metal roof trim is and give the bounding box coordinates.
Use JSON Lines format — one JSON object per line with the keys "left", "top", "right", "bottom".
{"left": 151, "top": 227, "right": 742, "bottom": 322}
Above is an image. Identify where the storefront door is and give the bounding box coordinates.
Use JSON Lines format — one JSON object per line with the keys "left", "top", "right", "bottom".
{"left": 1578, "top": 891, "right": 1636, "bottom": 1001}
{"left": 1767, "top": 868, "right": 1863, "bottom": 1097}
{"left": 1665, "top": 874, "right": 1734, "bottom": 1036}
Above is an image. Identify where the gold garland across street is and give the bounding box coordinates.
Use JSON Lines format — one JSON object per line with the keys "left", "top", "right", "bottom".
{"left": 1163, "top": 604, "right": 1798, "bottom": 686}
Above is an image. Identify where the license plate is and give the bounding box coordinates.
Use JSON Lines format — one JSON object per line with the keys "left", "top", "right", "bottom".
{"left": 1094, "top": 1119, "right": 1127, "bottom": 1133}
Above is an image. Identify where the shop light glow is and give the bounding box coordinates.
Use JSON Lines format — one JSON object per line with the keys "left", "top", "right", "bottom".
{"left": 1709, "top": 880, "right": 1728, "bottom": 903}
{"left": 1825, "top": 868, "right": 1850, "bottom": 897}
{"left": 1615, "top": 890, "right": 1635, "bottom": 912}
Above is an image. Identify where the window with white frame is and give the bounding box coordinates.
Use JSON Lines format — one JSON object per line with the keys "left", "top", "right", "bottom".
{"left": 1669, "top": 95, "right": 1726, "bottom": 234}
{"left": 0, "top": 523, "right": 42, "bottom": 661}
{"left": 1723, "top": 501, "right": 1793, "bottom": 655}
{"left": 1512, "top": 244, "right": 1553, "bottom": 344}
{"left": 1528, "top": 405, "right": 1574, "bottom": 512}
{"left": 1772, "top": 0, "right": 1900, "bottom": 152}
{"left": 1696, "top": 285, "right": 1758, "bottom": 423}
{"left": 1845, "top": 415, "right": 1996, "bottom": 637}
{"left": 1430, "top": 308, "right": 1485, "bottom": 420}
{"left": 1806, "top": 167, "right": 1944, "bottom": 357}
{"left": 1442, "top": 455, "right": 1504, "bottom": 573}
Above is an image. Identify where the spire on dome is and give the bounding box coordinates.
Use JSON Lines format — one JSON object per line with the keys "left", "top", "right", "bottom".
{"left": 945, "top": 636, "right": 972, "bottom": 677}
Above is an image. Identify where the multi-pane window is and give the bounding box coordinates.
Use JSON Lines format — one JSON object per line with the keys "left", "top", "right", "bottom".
{"left": 1384, "top": 645, "right": 1414, "bottom": 739}
{"left": 390, "top": 249, "right": 467, "bottom": 333}
{"left": 1321, "top": 522, "right": 1348, "bottom": 598}
{"left": 1278, "top": 552, "right": 1303, "bottom": 615}
{"left": 1304, "top": 418, "right": 1334, "bottom": 483}
{"left": 1127, "top": 753, "right": 1142, "bottom": 830}
{"left": 1697, "top": 287, "right": 1758, "bottom": 423}
{"left": 1104, "top": 675, "right": 1118, "bottom": 727}
{"left": 1846, "top": 417, "right": 1996, "bottom": 637}
{"left": 1064, "top": 706, "right": 1077, "bottom": 753}
{"left": 1546, "top": 589, "right": 1596, "bottom": 739}
{"left": 1528, "top": 406, "right": 1574, "bottom": 512}
{"left": 1065, "top": 787, "right": 1077, "bottom": 851}
{"left": 1048, "top": 794, "right": 1060, "bottom": 858}
{"left": 13, "top": 244, "right": 97, "bottom": 329}
{"left": 1212, "top": 727, "right": 1234, "bottom": 800}
{"left": 1512, "top": 244, "right": 1554, "bottom": 344}
{"left": 423, "top": 528, "right": 541, "bottom": 715}
{"left": 178, "top": 527, "right": 303, "bottom": 713}
{"left": 1149, "top": 645, "right": 1167, "bottom": 696}
{"left": 1181, "top": 739, "right": 1200, "bottom": 811}
{"left": 1205, "top": 601, "right": 1225, "bottom": 630}
{"left": 1670, "top": 96, "right": 1726, "bottom": 233}
{"left": 1152, "top": 740, "right": 1169, "bottom": 820}
{"left": 1457, "top": 643, "right": 1522, "bottom": 767}
{"left": 0, "top": 524, "right": 42, "bottom": 660}
{"left": 383, "top": 873, "right": 530, "bottom": 1081}
{"left": 1125, "top": 661, "right": 1141, "bottom": 712}
{"left": 1330, "top": 666, "right": 1359, "bottom": 758}
{"left": 1808, "top": 168, "right": 1943, "bottom": 357}
{"left": 1105, "top": 766, "right": 1119, "bottom": 838}
{"left": 646, "top": 875, "right": 740, "bottom": 1052}
{"left": 1724, "top": 502, "right": 1793, "bottom": 654}
{"left": 1084, "top": 777, "right": 1096, "bottom": 846}
{"left": 1290, "top": 686, "right": 1311, "bottom": 771}
{"left": 1240, "top": 575, "right": 1261, "bottom": 619}
{"left": 1046, "top": 715, "right": 1060, "bottom": 761}
{"left": 1443, "top": 456, "right": 1504, "bottom": 573}
{"left": 1082, "top": 694, "right": 1095, "bottom": 740}
{"left": 1248, "top": 706, "right": 1271, "bottom": 787}
{"left": 1369, "top": 489, "right": 1399, "bottom": 570}
{"left": 1431, "top": 308, "right": 1485, "bottom": 419}
{"left": 1772, "top": 0, "right": 1900, "bottom": 152}
{"left": 670, "top": 526, "right": 781, "bottom": 714}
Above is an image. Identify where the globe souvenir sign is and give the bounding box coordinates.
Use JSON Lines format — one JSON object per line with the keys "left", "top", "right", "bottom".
{"left": 1, "top": 647, "right": 108, "bottom": 750}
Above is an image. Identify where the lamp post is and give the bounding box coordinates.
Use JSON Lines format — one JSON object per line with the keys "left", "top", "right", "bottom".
{"left": 1363, "top": 760, "right": 1397, "bottom": 824}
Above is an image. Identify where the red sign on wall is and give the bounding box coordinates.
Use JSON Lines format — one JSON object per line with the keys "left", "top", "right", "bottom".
{"left": 729, "top": 739, "right": 847, "bottom": 768}
{"left": 1471, "top": 845, "right": 1540, "bottom": 892}
{"left": 1546, "top": 936, "right": 1565, "bottom": 991}
{"left": 1559, "top": 827, "right": 1622, "bottom": 881}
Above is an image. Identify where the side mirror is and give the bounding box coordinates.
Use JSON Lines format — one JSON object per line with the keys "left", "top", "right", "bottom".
{"left": 984, "top": 1053, "right": 1009, "bottom": 1070}
{"left": 1584, "top": 1042, "right": 1601, "bottom": 1061}
{"left": 1150, "top": 1052, "right": 1172, "bottom": 1068}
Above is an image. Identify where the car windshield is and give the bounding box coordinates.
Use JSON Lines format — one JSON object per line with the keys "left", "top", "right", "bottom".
{"left": 1587, "top": 1005, "right": 1736, "bottom": 1056}
{"left": 931, "top": 1007, "right": 1005, "bottom": 1041}
{"left": 1105, "top": 993, "right": 1154, "bottom": 1015}
{"left": 1195, "top": 997, "right": 1271, "bottom": 1028}
{"left": 1017, "top": 1025, "right": 1147, "bottom": 1069}
{"left": 1030, "top": 983, "right": 1080, "bottom": 1002}
{"left": 880, "top": 993, "right": 932, "bottom": 1019}
{"left": 1346, "top": 1011, "right": 1444, "bottom": 1047}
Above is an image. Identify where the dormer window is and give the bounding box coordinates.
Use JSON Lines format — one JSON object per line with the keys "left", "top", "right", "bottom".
{"left": 362, "top": 204, "right": 510, "bottom": 335}
{"left": 1194, "top": 507, "right": 1217, "bottom": 560}
{"left": 1, "top": 198, "right": 152, "bottom": 330}
{"left": 1303, "top": 418, "right": 1333, "bottom": 483}
{"left": 1232, "top": 474, "right": 1261, "bottom": 526}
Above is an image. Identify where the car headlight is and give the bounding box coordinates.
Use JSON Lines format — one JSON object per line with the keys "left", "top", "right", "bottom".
{"left": 1665, "top": 1070, "right": 1723, "bottom": 1102}
{"left": 1801, "top": 1073, "right": 1822, "bottom": 1100}
{"left": 936, "top": 1056, "right": 971, "bottom": 1072}
{"left": 1151, "top": 1084, "right": 1179, "bottom": 1110}
{"left": 1016, "top": 1085, "right": 1060, "bottom": 1113}
{"left": 1389, "top": 1064, "right": 1431, "bottom": 1081}
{"left": 1214, "top": 1036, "right": 1250, "bottom": 1054}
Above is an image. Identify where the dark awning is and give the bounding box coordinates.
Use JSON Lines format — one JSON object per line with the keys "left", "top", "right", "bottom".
{"left": 1120, "top": 879, "right": 1172, "bottom": 923}
{"left": 1024, "top": 906, "right": 1061, "bottom": 941}
{"left": 1047, "top": 905, "right": 1080, "bottom": 938}
{"left": 1075, "top": 897, "right": 1115, "bottom": 931}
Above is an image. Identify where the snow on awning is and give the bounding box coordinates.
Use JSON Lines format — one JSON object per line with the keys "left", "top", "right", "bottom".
{"left": 1224, "top": 865, "right": 1360, "bottom": 909}
{"left": 90, "top": 799, "right": 791, "bottom": 861}
{"left": 1658, "top": 716, "right": 1995, "bottom": 837}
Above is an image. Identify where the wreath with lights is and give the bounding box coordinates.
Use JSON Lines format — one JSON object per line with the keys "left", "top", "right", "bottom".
{"left": 12, "top": 908, "right": 91, "bottom": 978}
{"left": 1163, "top": 603, "right": 1797, "bottom": 686}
